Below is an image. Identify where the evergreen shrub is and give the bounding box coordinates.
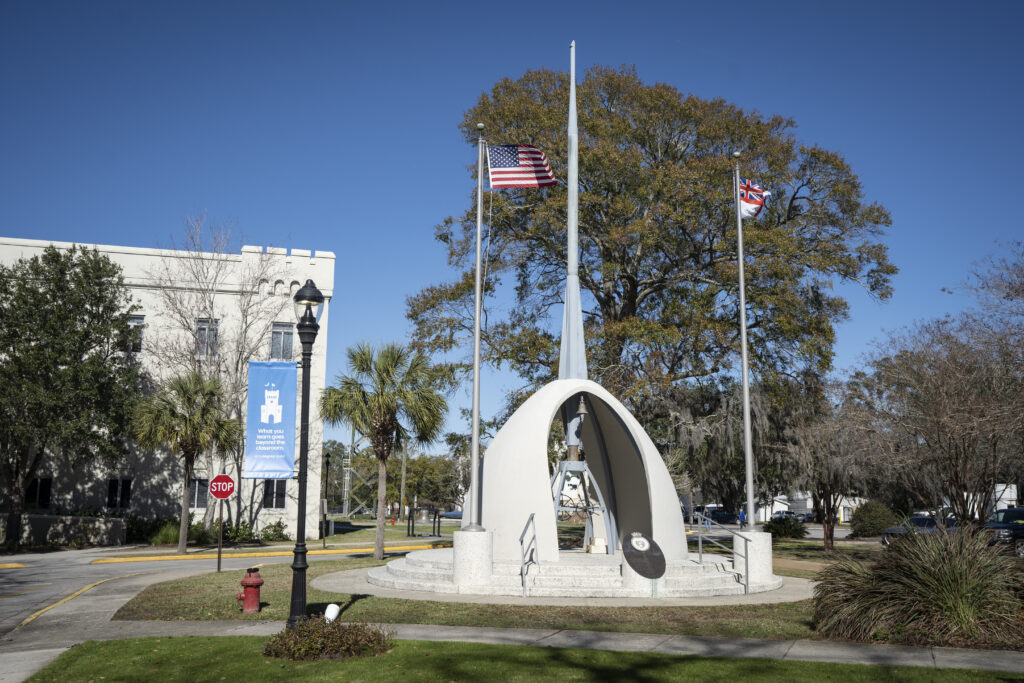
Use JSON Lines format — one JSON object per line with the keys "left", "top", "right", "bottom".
{"left": 849, "top": 501, "right": 896, "bottom": 538}
{"left": 225, "top": 520, "right": 257, "bottom": 543}
{"left": 762, "top": 517, "right": 808, "bottom": 539}
{"left": 260, "top": 520, "right": 290, "bottom": 542}
{"left": 263, "top": 617, "right": 393, "bottom": 661}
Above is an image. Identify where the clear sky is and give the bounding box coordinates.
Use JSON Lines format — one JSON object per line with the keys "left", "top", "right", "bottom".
{"left": 2, "top": 1, "right": 1021, "bottom": 448}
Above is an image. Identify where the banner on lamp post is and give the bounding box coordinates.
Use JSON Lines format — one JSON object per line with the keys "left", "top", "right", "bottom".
{"left": 242, "top": 361, "right": 297, "bottom": 479}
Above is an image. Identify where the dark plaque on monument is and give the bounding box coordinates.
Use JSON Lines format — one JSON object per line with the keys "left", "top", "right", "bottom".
{"left": 622, "top": 531, "right": 666, "bottom": 579}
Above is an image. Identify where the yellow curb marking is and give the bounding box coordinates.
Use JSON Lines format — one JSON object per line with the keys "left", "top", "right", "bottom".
{"left": 0, "top": 584, "right": 48, "bottom": 600}
{"left": 18, "top": 572, "right": 152, "bottom": 628}
{"left": 89, "top": 542, "right": 452, "bottom": 564}
{"left": 0, "top": 563, "right": 27, "bottom": 569}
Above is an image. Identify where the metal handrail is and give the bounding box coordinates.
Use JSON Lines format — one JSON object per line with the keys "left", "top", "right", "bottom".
{"left": 693, "top": 512, "right": 750, "bottom": 595}
{"left": 518, "top": 512, "right": 538, "bottom": 597}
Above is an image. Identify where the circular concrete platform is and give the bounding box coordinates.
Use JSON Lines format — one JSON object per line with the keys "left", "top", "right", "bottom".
{"left": 311, "top": 564, "right": 813, "bottom": 607}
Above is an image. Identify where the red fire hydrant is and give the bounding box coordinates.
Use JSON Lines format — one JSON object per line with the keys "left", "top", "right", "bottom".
{"left": 236, "top": 567, "right": 264, "bottom": 614}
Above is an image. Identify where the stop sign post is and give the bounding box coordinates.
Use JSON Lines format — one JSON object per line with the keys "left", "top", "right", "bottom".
{"left": 209, "top": 475, "right": 235, "bottom": 572}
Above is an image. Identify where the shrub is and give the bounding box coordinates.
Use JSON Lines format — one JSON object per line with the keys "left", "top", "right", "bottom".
{"left": 260, "top": 519, "right": 290, "bottom": 542}
{"left": 189, "top": 517, "right": 213, "bottom": 545}
{"left": 849, "top": 501, "right": 896, "bottom": 538}
{"left": 814, "top": 528, "right": 1024, "bottom": 647}
{"left": 762, "top": 517, "right": 808, "bottom": 539}
{"left": 225, "top": 520, "right": 258, "bottom": 544}
{"left": 148, "top": 514, "right": 212, "bottom": 546}
{"left": 263, "top": 617, "right": 393, "bottom": 661}
{"left": 149, "top": 522, "right": 179, "bottom": 545}
{"left": 126, "top": 515, "right": 175, "bottom": 544}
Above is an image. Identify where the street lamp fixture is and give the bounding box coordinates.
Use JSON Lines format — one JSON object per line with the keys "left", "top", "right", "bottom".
{"left": 287, "top": 278, "right": 323, "bottom": 629}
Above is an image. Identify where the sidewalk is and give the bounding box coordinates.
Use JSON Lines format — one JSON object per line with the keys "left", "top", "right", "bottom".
{"left": 1, "top": 566, "right": 1021, "bottom": 680}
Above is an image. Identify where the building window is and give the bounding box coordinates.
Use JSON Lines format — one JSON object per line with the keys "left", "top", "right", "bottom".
{"left": 189, "top": 478, "right": 209, "bottom": 508}
{"left": 25, "top": 478, "right": 52, "bottom": 509}
{"left": 263, "top": 479, "right": 287, "bottom": 509}
{"left": 270, "top": 322, "right": 293, "bottom": 360}
{"left": 196, "top": 318, "right": 218, "bottom": 358}
{"left": 127, "top": 315, "right": 145, "bottom": 353}
{"left": 107, "top": 478, "right": 132, "bottom": 509}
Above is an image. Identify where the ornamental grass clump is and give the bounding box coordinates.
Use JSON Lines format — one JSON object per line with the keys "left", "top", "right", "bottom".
{"left": 263, "top": 617, "right": 393, "bottom": 661}
{"left": 813, "top": 527, "right": 1024, "bottom": 648}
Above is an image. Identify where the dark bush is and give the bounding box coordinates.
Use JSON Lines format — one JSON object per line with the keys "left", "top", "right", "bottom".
{"left": 762, "top": 517, "right": 808, "bottom": 539}
{"left": 189, "top": 516, "right": 213, "bottom": 545}
{"left": 225, "top": 520, "right": 258, "bottom": 543}
{"left": 263, "top": 617, "right": 393, "bottom": 661}
{"left": 126, "top": 515, "right": 175, "bottom": 544}
{"left": 260, "top": 520, "right": 290, "bottom": 542}
{"left": 148, "top": 514, "right": 212, "bottom": 546}
{"left": 814, "top": 527, "right": 1024, "bottom": 648}
{"left": 849, "top": 501, "right": 896, "bottom": 538}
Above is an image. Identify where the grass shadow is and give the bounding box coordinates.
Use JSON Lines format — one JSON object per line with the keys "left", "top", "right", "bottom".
{"left": 306, "top": 593, "right": 369, "bottom": 618}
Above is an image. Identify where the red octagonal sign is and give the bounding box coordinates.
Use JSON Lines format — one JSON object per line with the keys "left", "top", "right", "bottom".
{"left": 209, "top": 474, "right": 236, "bottom": 500}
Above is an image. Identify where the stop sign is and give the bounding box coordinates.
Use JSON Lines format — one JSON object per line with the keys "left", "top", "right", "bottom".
{"left": 209, "top": 474, "right": 235, "bottom": 500}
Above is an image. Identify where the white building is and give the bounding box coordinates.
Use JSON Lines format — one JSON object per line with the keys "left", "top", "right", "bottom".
{"left": 0, "top": 236, "right": 335, "bottom": 542}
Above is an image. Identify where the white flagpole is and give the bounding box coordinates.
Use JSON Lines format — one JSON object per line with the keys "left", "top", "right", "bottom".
{"left": 734, "top": 151, "right": 757, "bottom": 531}
{"left": 466, "top": 122, "right": 485, "bottom": 530}
{"left": 567, "top": 41, "right": 578, "bottom": 284}
{"left": 558, "top": 40, "right": 588, "bottom": 381}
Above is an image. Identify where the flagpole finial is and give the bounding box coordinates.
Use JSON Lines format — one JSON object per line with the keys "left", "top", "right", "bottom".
{"left": 477, "top": 123, "right": 484, "bottom": 132}
{"left": 570, "top": 40, "right": 575, "bottom": 47}
{"left": 732, "top": 150, "right": 741, "bottom": 159}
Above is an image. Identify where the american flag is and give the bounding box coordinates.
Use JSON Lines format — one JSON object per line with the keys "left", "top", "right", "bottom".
{"left": 486, "top": 144, "right": 558, "bottom": 189}
{"left": 739, "top": 178, "right": 769, "bottom": 219}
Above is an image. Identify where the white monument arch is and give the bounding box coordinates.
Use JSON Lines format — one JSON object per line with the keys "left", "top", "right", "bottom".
{"left": 367, "top": 42, "right": 782, "bottom": 599}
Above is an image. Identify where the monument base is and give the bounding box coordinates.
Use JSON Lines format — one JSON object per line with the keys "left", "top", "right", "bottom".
{"left": 733, "top": 530, "right": 773, "bottom": 585}
{"left": 453, "top": 528, "right": 493, "bottom": 592}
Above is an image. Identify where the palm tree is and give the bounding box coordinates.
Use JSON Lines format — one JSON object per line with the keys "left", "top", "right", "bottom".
{"left": 321, "top": 343, "right": 446, "bottom": 560}
{"left": 132, "top": 371, "right": 240, "bottom": 554}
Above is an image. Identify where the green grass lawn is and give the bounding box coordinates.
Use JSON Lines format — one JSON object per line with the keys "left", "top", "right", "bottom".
{"left": 27, "top": 636, "right": 1000, "bottom": 682}
{"left": 116, "top": 557, "right": 817, "bottom": 640}
{"left": 764, "top": 539, "right": 883, "bottom": 563}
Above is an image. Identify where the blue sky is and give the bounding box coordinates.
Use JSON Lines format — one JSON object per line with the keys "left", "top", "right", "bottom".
{"left": 2, "top": 1, "right": 1021, "bottom": 447}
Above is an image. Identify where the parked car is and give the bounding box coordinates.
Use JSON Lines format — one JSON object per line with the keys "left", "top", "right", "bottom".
{"left": 881, "top": 516, "right": 957, "bottom": 546}
{"left": 770, "top": 510, "right": 798, "bottom": 521}
{"left": 709, "top": 509, "right": 738, "bottom": 524}
{"left": 983, "top": 507, "right": 1024, "bottom": 558}
{"left": 798, "top": 512, "right": 815, "bottom": 523}
{"left": 439, "top": 510, "right": 463, "bottom": 519}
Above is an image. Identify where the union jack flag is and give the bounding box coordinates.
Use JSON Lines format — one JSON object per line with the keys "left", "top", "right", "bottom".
{"left": 738, "top": 178, "right": 769, "bottom": 219}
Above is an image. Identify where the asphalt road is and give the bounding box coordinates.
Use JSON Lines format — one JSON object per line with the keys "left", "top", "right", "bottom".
{"left": 0, "top": 546, "right": 296, "bottom": 638}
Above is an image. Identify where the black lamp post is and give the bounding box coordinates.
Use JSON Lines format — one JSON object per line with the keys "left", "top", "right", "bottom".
{"left": 287, "top": 279, "right": 324, "bottom": 629}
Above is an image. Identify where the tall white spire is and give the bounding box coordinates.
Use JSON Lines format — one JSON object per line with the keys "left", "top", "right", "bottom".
{"left": 558, "top": 40, "right": 588, "bottom": 381}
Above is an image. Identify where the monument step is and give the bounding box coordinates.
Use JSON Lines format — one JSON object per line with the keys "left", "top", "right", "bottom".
{"left": 380, "top": 558, "right": 453, "bottom": 582}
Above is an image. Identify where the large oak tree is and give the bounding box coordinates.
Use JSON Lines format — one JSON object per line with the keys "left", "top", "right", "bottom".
{"left": 408, "top": 66, "right": 896, "bottom": 434}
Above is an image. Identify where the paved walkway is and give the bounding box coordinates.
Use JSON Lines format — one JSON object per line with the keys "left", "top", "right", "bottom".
{"left": 0, "top": 564, "right": 1022, "bottom": 680}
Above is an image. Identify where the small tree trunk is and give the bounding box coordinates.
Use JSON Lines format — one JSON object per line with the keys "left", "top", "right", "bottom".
{"left": 178, "top": 459, "right": 193, "bottom": 554}
{"left": 822, "top": 500, "right": 835, "bottom": 552}
{"left": 5, "top": 507, "right": 23, "bottom": 550}
{"left": 374, "top": 456, "right": 388, "bottom": 561}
